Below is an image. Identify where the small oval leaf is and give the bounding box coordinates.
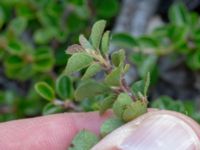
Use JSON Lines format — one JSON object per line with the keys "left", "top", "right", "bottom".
{"left": 65, "top": 52, "right": 93, "bottom": 74}
{"left": 100, "top": 117, "right": 124, "bottom": 137}
{"left": 35, "top": 82, "right": 55, "bottom": 101}
{"left": 79, "top": 34, "right": 93, "bottom": 50}
{"left": 66, "top": 44, "right": 84, "bottom": 55}
{"left": 111, "top": 49, "right": 125, "bottom": 67}
{"left": 112, "top": 93, "right": 132, "bottom": 118}
{"left": 123, "top": 101, "right": 147, "bottom": 122}
{"left": 99, "top": 94, "right": 116, "bottom": 115}
{"left": 82, "top": 63, "right": 102, "bottom": 80}
{"left": 75, "top": 80, "right": 110, "bottom": 101}
{"left": 90, "top": 20, "right": 106, "bottom": 49}
{"left": 69, "top": 130, "right": 99, "bottom": 150}
{"left": 105, "top": 67, "right": 121, "bottom": 86}
{"left": 43, "top": 103, "right": 63, "bottom": 115}
{"left": 56, "top": 75, "right": 73, "bottom": 99}
{"left": 111, "top": 33, "right": 137, "bottom": 48}
{"left": 101, "top": 31, "right": 110, "bottom": 55}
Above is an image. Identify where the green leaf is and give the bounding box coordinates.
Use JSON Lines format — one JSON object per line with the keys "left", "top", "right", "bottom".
{"left": 69, "top": 0, "right": 84, "bottom": 6}
{"left": 9, "top": 16, "right": 27, "bottom": 35}
{"left": 123, "top": 101, "right": 147, "bottom": 122}
{"left": 69, "top": 130, "right": 99, "bottom": 150}
{"left": 5, "top": 63, "right": 33, "bottom": 81}
{"left": 7, "top": 40, "right": 23, "bottom": 54}
{"left": 100, "top": 117, "right": 124, "bottom": 137}
{"left": 105, "top": 67, "right": 121, "bottom": 86}
{"left": 4, "top": 55, "right": 24, "bottom": 68}
{"left": 34, "top": 47, "right": 53, "bottom": 59}
{"left": 0, "top": 6, "right": 5, "bottom": 29}
{"left": 111, "top": 49, "right": 125, "bottom": 67}
{"left": 43, "top": 103, "right": 63, "bottom": 115}
{"left": 33, "top": 47, "right": 54, "bottom": 72}
{"left": 138, "top": 55, "right": 157, "bottom": 78}
{"left": 101, "top": 31, "right": 110, "bottom": 55}
{"left": 111, "top": 33, "right": 137, "bottom": 48}
{"left": 16, "top": 4, "right": 35, "bottom": 19}
{"left": 93, "top": 0, "right": 119, "bottom": 18}
{"left": 56, "top": 75, "right": 73, "bottom": 99}
{"left": 82, "top": 63, "right": 102, "bottom": 80}
{"left": 66, "top": 44, "right": 84, "bottom": 55}
{"left": 90, "top": 20, "right": 106, "bottom": 49}
{"left": 34, "top": 28, "right": 54, "bottom": 44}
{"left": 99, "top": 94, "right": 116, "bottom": 115}
{"left": 144, "top": 72, "right": 150, "bottom": 97}
{"left": 131, "top": 74, "right": 151, "bottom": 99}
{"left": 79, "top": 34, "right": 93, "bottom": 50}
{"left": 168, "top": 3, "right": 188, "bottom": 26}
{"left": 35, "top": 82, "right": 55, "bottom": 101}
{"left": 151, "top": 96, "right": 185, "bottom": 113}
{"left": 75, "top": 80, "right": 110, "bottom": 101}
{"left": 186, "top": 51, "right": 200, "bottom": 70}
{"left": 67, "top": 12, "right": 86, "bottom": 31}
{"left": 183, "top": 101, "right": 195, "bottom": 115}
{"left": 137, "top": 36, "right": 159, "bottom": 48}
{"left": 131, "top": 80, "right": 144, "bottom": 97}
{"left": 112, "top": 93, "right": 132, "bottom": 118}
{"left": 65, "top": 52, "right": 93, "bottom": 74}
{"left": 123, "top": 64, "right": 130, "bottom": 74}
{"left": 33, "top": 57, "right": 54, "bottom": 72}
{"left": 168, "top": 25, "right": 188, "bottom": 47}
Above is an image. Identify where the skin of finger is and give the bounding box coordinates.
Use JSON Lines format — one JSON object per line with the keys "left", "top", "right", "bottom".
{"left": 0, "top": 111, "right": 112, "bottom": 150}
{"left": 147, "top": 109, "right": 200, "bottom": 138}
{"left": 92, "top": 110, "right": 200, "bottom": 149}
{"left": 159, "top": 110, "right": 200, "bottom": 139}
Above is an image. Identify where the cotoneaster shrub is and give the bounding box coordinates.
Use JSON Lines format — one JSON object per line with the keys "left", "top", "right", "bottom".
{"left": 35, "top": 20, "right": 150, "bottom": 149}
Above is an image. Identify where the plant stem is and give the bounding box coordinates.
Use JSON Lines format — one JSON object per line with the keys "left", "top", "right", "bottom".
{"left": 100, "top": 54, "right": 136, "bottom": 101}
{"left": 54, "top": 99, "right": 82, "bottom": 111}
{"left": 120, "top": 77, "right": 136, "bottom": 101}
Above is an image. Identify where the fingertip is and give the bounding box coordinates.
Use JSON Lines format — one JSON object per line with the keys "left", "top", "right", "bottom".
{"left": 158, "top": 110, "right": 200, "bottom": 139}
{"left": 0, "top": 111, "right": 112, "bottom": 150}
{"left": 92, "top": 110, "right": 200, "bottom": 150}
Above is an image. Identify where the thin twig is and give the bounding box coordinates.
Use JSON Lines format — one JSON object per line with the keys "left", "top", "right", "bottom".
{"left": 54, "top": 99, "right": 82, "bottom": 112}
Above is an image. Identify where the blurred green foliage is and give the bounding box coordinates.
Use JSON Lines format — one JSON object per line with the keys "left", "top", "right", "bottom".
{"left": 112, "top": 3, "right": 200, "bottom": 78}
{"left": 0, "top": 0, "right": 119, "bottom": 121}
{"left": 151, "top": 96, "right": 200, "bottom": 123}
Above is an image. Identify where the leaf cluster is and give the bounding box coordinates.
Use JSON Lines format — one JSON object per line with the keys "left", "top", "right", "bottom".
{"left": 35, "top": 75, "right": 73, "bottom": 115}
{"left": 64, "top": 20, "right": 150, "bottom": 122}
{"left": 44, "top": 20, "right": 151, "bottom": 149}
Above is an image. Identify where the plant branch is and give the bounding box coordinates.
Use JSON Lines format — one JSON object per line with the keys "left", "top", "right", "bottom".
{"left": 53, "top": 99, "right": 82, "bottom": 112}
{"left": 92, "top": 51, "right": 136, "bottom": 101}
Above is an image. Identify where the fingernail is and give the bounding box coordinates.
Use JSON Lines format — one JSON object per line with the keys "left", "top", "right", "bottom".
{"left": 120, "top": 114, "right": 200, "bottom": 150}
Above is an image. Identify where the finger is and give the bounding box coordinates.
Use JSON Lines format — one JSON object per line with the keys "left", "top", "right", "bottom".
{"left": 0, "top": 111, "right": 112, "bottom": 150}
{"left": 92, "top": 110, "right": 200, "bottom": 150}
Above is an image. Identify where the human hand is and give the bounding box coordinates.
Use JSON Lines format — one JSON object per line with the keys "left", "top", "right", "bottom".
{"left": 92, "top": 110, "right": 200, "bottom": 150}
{"left": 0, "top": 111, "right": 111, "bottom": 150}
{"left": 0, "top": 110, "right": 199, "bottom": 150}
